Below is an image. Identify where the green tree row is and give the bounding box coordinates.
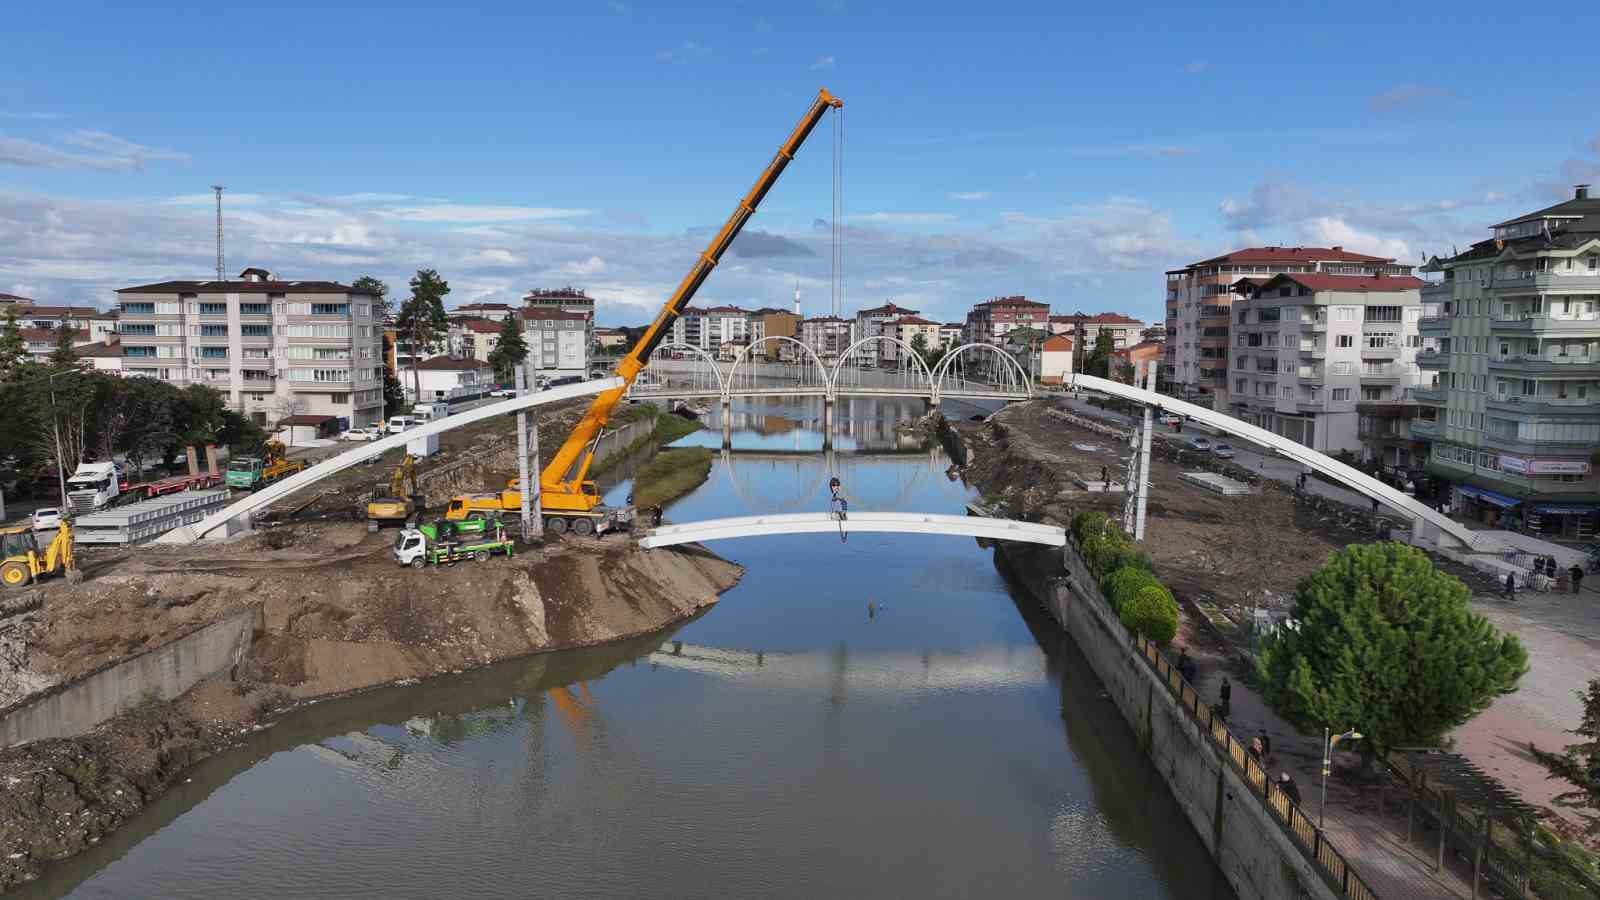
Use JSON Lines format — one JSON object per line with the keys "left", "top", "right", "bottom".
{"left": 1071, "top": 510, "right": 1179, "bottom": 643}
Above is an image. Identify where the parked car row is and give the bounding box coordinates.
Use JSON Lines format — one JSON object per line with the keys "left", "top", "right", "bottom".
{"left": 1186, "top": 436, "right": 1236, "bottom": 459}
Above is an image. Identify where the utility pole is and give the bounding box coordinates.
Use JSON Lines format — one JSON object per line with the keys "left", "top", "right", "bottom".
{"left": 47, "top": 371, "right": 71, "bottom": 510}
{"left": 1133, "top": 360, "right": 1156, "bottom": 541}
{"left": 514, "top": 361, "right": 543, "bottom": 543}
{"left": 211, "top": 185, "right": 225, "bottom": 283}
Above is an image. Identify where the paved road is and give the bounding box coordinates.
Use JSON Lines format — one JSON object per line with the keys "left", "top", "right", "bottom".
{"left": 1054, "top": 393, "right": 1375, "bottom": 509}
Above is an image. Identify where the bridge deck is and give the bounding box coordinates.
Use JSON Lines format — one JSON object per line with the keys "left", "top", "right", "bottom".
{"left": 639, "top": 511, "right": 1065, "bottom": 549}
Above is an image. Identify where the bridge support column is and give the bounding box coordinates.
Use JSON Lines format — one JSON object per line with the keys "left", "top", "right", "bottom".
{"left": 822, "top": 397, "right": 834, "bottom": 449}
{"left": 720, "top": 396, "right": 733, "bottom": 448}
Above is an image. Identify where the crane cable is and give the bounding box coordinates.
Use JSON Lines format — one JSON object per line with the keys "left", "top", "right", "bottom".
{"left": 831, "top": 105, "right": 844, "bottom": 317}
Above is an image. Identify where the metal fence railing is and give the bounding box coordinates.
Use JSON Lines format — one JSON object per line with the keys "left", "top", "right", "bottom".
{"left": 1134, "top": 637, "right": 1379, "bottom": 900}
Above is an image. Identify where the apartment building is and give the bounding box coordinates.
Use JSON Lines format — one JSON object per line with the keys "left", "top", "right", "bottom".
{"left": 1048, "top": 312, "right": 1145, "bottom": 349}
{"left": 669, "top": 305, "right": 749, "bottom": 352}
{"left": 749, "top": 308, "right": 800, "bottom": 360}
{"left": 9, "top": 302, "right": 119, "bottom": 341}
{"left": 939, "top": 323, "right": 963, "bottom": 350}
{"left": 455, "top": 302, "right": 515, "bottom": 322}
{"left": 800, "top": 315, "right": 855, "bottom": 361}
{"left": 1165, "top": 247, "right": 1412, "bottom": 407}
{"left": 402, "top": 355, "right": 492, "bottom": 401}
{"left": 1039, "top": 333, "right": 1075, "bottom": 384}
{"left": 519, "top": 308, "right": 590, "bottom": 378}
{"left": 1417, "top": 185, "right": 1600, "bottom": 538}
{"left": 115, "top": 268, "right": 386, "bottom": 428}
{"left": 964, "top": 296, "right": 1049, "bottom": 344}
{"left": 1229, "top": 272, "right": 1426, "bottom": 459}
{"left": 20, "top": 327, "right": 99, "bottom": 362}
{"left": 855, "top": 301, "right": 920, "bottom": 361}
{"left": 447, "top": 317, "right": 501, "bottom": 362}
{"left": 886, "top": 315, "right": 941, "bottom": 363}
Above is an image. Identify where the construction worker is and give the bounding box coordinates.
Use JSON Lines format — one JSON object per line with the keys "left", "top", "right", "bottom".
{"left": 828, "top": 476, "right": 848, "bottom": 520}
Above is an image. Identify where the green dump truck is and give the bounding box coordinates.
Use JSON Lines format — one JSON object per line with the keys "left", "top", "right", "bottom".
{"left": 393, "top": 517, "right": 514, "bottom": 569}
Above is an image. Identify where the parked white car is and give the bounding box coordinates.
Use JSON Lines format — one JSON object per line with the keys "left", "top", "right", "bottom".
{"left": 340, "top": 426, "right": 381, "bottom": 442}
{"left": 1211, "top": 443, "right": 1236, "bottom": 459}
{"left": 386, "top": 416, "right": 420, "bottom": 435}
{"left": 490, "top": 388, "right": 517, "bottom": 398}
{"left": 31, "top": 507, "right": 63, "bottom": 531}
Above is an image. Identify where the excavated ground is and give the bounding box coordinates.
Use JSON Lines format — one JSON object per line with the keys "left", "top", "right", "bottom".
{"left": 958, "top": 399, "right": 1365, "bottom": 609}
{"left": 0, "top": 518, "right": 739, "bottom": 889}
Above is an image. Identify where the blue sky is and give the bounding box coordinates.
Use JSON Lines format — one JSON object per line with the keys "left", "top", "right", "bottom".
{"left": 4, "top": 1, "right": 1599, "bottom": 326}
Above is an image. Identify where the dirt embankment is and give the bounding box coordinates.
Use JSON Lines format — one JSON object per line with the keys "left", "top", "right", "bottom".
{"left": 956, "top": 400, "right": 1357, "bottom": 609}
{"left": 0, "top": 522, "right": 739, "bottom": 889}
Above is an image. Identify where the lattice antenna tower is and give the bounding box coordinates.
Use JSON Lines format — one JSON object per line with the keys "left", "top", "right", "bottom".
{"left": 211, "top": 185, "right": 226, "bottom": 282}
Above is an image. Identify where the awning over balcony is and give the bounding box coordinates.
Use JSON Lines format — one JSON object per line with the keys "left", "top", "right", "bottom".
{"left": 1455, "top": 485, "right": 1521, "bottom": 508}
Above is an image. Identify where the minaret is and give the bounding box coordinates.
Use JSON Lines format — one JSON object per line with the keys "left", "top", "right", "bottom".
{"left": 794, "top": 280, "right": 801, "bottom": 317}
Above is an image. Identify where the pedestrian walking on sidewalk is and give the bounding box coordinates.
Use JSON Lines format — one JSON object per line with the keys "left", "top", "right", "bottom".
{"left": 1101, "top": 466, "right": 1109, "bottom": 491}
{"left": 1218, "top": 676, "right": 1232, "bottom": 719}
{"left": 1258, "top": 729, "right": 1272, "bottom": 760}
{"left": 1571, "top": 564, "right": 1585, "bottom": 595}
{"left": 1503, "top": 571, "right": 1517, "bottom": 601}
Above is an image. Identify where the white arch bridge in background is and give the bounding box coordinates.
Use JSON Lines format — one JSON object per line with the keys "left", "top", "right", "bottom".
{"left": 631, "top": 341, "right": 1033, "bottom": 405}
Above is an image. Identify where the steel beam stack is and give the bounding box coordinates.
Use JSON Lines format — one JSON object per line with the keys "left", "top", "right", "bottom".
{"left": 74, "top": 490, "right": 230, "bottom": 544}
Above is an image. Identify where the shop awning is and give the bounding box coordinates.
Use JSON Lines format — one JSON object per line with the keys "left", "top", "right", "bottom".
{"left": 1533, "top": 503, "right": 1600, "bottom": 516}
{"left": 1456, "top": 486, "right": 1521, "bottom": 508}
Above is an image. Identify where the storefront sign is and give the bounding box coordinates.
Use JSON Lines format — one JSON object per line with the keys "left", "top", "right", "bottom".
{"left": 1496, "top": 455, "right": 1529, "bottom": 474}
{"left": 1495, "top": 456, "right": 1590, "bottom": 476}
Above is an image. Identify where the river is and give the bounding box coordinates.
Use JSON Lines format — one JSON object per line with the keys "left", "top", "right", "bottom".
{"left": 24, "top": 397, "right": 1233, "bottom": 899}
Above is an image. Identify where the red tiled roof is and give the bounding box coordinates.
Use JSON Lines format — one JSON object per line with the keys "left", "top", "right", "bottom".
{"left": 118, "top": 279, "right": 363, "bottom": 294}
{"left": 1043, "top": 334, "right": 1074, "bottom": 351}
{"left": 890, "top": 315, "right": 937, "bottom": 326}
{"left": 412, "top": 355, "right": 491, "bottom": 370}
{"left": 0, "top": 293, "right": 33, "bottom": 303}
{"left": 858, "top": 301, "right": 920, "bottom": 316}
{"left": 1050, "top": 312, "right": 1143, "bottom": 326}
{"left": 1191, "top": 245, "right": 1394, "bottom": 266}
{"left": 700, "top": 305, "right": 748, "bottom": 314}
{"left": 73, "top": 339, "right": 123, "bottom": 358}
{"left": 457, "top": 318, "right": 503, "bottom": 334}
{"left": 276, "top": 414, "right": 338, "bottom": 426}
{"left": 974, "top": 295, "right": 1048, "bottom": 309}
{"left": 1252, "top": 273, "right": 1426, "bottom": 293}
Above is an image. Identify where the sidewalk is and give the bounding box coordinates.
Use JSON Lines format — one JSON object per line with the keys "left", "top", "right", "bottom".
{"left": 1178, "top": 618, "right": 1478, "bottom": 899}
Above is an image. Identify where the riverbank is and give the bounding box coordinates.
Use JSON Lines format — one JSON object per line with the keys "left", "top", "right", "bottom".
{"left": 0, "top": 523, "right": 741, "bottom": 889}
{"left": 631, "top": 447, "right": 713, "bottom": 509}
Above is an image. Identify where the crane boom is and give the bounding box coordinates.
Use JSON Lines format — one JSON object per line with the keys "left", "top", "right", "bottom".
{"left": 539, "top": 88, "right": 843, "bottom": 505}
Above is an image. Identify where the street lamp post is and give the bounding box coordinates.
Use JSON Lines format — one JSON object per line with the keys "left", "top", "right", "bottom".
{"left": 1321, "top": 727, "right": 1363, "bottom": 827}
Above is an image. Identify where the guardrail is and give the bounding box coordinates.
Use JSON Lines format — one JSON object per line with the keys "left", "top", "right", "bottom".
{"left": 1136, "top": 636, "right": 1378, "bottom": 900}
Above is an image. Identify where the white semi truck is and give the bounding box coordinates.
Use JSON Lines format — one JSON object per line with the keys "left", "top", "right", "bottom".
{"left": 65, "top": 461, "right": 123, "bottom": 514}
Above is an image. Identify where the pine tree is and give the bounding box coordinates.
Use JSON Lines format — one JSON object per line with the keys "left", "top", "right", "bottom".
{"left": 395, "top": 269, "right": 450, "bottom": 403}
{"left": 380, "top": 333, "right": 406, "bottom": 415}
{"left": 487, "top": 315, "right": 528, "bottom": 383}
{"left": 351, "top": 275, "right": 390, "bottom": 317}
{"left": 47, "top": 326, "right": 79, "bottom": 369}
{"left": 0, "top": 307, "right": 25, "bottom": 379}
{"left": 1257, "top": 542, "right": 1527, "bottom": 756}
{"left": 1531, "top": 678, "right": 1600, "bottom": 835}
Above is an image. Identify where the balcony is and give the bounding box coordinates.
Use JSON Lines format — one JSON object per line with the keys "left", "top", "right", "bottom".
{"left": 1416, "top": 316, "right": 1452, "bottom": 334}
{"left": 1481, "top": 430, "right": 1597, "bottom": 455}
{"left": 1410, "top": 418, "right": 1441, "bottom": 438}
{"left": 1487, "top": 354, "right": 1600, "bottom": 376}
{"left": 1486, "top": 395, "right": 1599, "bottom": 417}
{"left": 1420, "top": 281, "right": 1452, "bottom": 302}
{"left": 1297, "top": 345, "right": 1326, "bottom": 358}
{"left": 1412, "top": 386, "right": 1444, "bottom": 404}
{"left": 1416, "top": 350, "right": 1449, "bottom": 369}
{"left": 1298, "top": 317, "right": 1328, "bottom": 332}
{"left": 1359, "top": 369, "right": 1404, "bottom": 384}
{"left": 1360, "top": 344, "right": 1401, "bottom": 360}
{"left": 1489, "top": 314, "right": 1600, "bottom": 336}
{"left": 1357, "top": 400, "right": 1419, "bottom": 419}
{"left": 1492, "top": 272, "right": 1600, "bottom": 295}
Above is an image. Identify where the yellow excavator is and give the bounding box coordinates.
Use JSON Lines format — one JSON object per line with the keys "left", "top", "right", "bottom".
{"left": 366, "top": 453, "right": 417, "bottom": 532}
{"left": 1, "top": 521, "right": 78, "bottom": 589}
{"left": 448, "top": 88, "right": 843, "bottom": 536}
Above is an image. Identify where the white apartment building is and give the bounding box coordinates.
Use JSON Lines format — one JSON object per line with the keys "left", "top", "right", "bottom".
{"left": 855, "top": 301, "right": 920, "bottom": 363}
{"left": 520, "top": 308, "right": 590, "bottom": 378}
{"left": 1165, "top": 247, "right": 1413, "bottom": 408}
{"left": 1229, "top": 272, "right": 1426, "bottom": 458}
{"left": 401, "top": 355, "right": 492, "bottom": 401}
{"left": 939, "top": 323, "right": 963, "bottom": 350}
{"left": 800, "top": 316, "right": 855, "bottom": 361}
{"left": 116, "top": 268, "right": 386, "bottom": 428}
{"left": 886, "top": 316, "right": 941, "bottom": 363}
{"left": 1048, "top": 312, "right": 1145, "bottom": 349}
{"left": 1417, "top": 185, "right": 1600, "bottom": 538}
{"left": 669, "top": 305, "right": 749, "bottom": 352}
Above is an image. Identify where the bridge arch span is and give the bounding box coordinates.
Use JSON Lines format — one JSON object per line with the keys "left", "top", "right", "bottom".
{"left": 641, "top": 511, "right": 1065, "bottom": 549}
{"left": 645, "top": 342, "right": 728, "bottom": 396}
{"left": 726, "top": 336, "right": 830, "bottom": 397}
{"left": 933, "top": 342, "right": 1034, "bottom": 402}
{"left": 828, "top": 335, "right": 936, "bottom": 398}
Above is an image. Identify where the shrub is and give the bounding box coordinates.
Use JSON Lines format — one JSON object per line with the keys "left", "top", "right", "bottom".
{"left": 1101, "top": 565, "right": 1160, "bottom": 612}
{"left": 1080, "top": 527, "right": 1128, "bottom": 577}
{"left": 1120, "top": 583, "right": 1179, "bottom": 644}
{"left": 1071, "top": 510, "right": 1110, "bottom": 544}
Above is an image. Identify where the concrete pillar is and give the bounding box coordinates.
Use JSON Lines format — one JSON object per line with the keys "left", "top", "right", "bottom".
{"left": 1133, "top": 361, "right": 1156, "bottom": 541}
{"left": 822, "top": 397, "right": 834, "bottom": 449}
{"left": 721, "top": 396, "right": 733, "bottom": 448}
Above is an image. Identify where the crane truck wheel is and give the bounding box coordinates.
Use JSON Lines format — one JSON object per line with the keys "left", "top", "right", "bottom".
{"left": 546, "top": 518, "right": 568, "bottom": 536}
{"left": 474, "top": 550, "right": 489, "bottom": 562}
{"left": 1, "top": 562, "right": 31, "bottom": 588}
{"left": 572, "top": 518, "right": 594, "bottom": 537}
{"left": 410, "top": 557, "right": 425, "bottom": 570}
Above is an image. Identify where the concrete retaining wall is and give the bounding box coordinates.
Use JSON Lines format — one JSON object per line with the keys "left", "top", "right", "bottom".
{"left": 1000, "top": 541, "right": 1342, "bottom": 900}
{"left": 0, "top": 605, "right": 261, "bottom": 748}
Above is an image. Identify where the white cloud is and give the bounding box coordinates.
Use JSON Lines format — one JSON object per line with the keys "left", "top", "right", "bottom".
{"left": 0, "top": 129, "right": 188, "bottom": 172}
{"left": 809, "top": 56, "right": 836, "bottom": 70}
{"left": 160, "top": 192, "right": 266, "bottom": 206}
{"left": 1297, "top": 217, "right": 1413, "bottom": 261}
{"left": 848, "top": 212, "right": 956, "bottom": 224}
{"left": 382, "top": 204, "right": 592, "bottom": 223}
{"left": 1369, "top": 83, "right": 1449, "bottom": 113}
{"left": 553, "top": 255, "right": 607, "bottom": 276}
{"left": 62, "top": 130, "right": 188, "bottom": 166}
{"left": 1184, "top": 61, "right": 1209, "bottom": 74}
{"left": 948, "top": 191, "right": 991, "bottom": 201}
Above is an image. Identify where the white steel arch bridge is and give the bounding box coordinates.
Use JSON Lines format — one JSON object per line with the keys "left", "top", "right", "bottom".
{"left": 630, "top": 336, "right": 1033, "bottom": 406}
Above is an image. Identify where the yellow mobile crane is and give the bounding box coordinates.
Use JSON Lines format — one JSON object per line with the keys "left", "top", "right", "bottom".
{"left": 449, "top": 88, "right": 843, "bottom": 535}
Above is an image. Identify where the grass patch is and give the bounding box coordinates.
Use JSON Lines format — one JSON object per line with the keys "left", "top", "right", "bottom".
{"left": 632, "top": 447, "right": 713, "bottom": 509}
{"left": 652, "top": 410, "right": 703, "bottom": 445}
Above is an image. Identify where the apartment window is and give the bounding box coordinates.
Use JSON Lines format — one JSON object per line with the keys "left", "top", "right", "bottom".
{"left": 1364, "top": 306, "right": 1402, "bottom": 323}
{"left": 1336, "top": 335, "right": 1354, "bottom": 348}
{"left": 120, "top": 323, "right": 156, "bottom": 336}
{"left": 355, "top": 305, "right": 370, "bottom": 317}
{"left": 240, "top": 303, "right": 272, "bottom": 316}
{"left": 1279, "top": 386, "right": 1292, "bottom": 400}
{"left": 284, "top": 324, "right": 350, "bottom": 338}
{"left": 123, "top": 346, "right": 157, "bottom": 358}
{"left": 1361, "top": 387, "right": 1386, "bottom": 401}
{"left": 330, "top": 393, "right": 350, "bottom": 404}
{"left": 1332, "top": 388, "right": 1352, "bottom": 401}
{"left": 1588, "top": 256, "right": 1598, "bottom": 271}
{"left": 1333, "top": 307, "right": 1358, "bottom": 321}
{"left": 1332, "top": 362, "right": 1354, "bottom": 375}
{"left": 242, "top": 348, "right": 271, "bottom": 359}
{"left": 120, "top": 302, "right": 155, "bottom": 315}
{"left": 1235, "top": 378, "right": 1247, "bottom": 393}
{"left": 195, "top": 346, "right": 227, "bottom": 359}
{"left": 311, "top": 303, "right": 348, "bottom": 316}
{"left": 241, "top": 324, "right": 271, "bottom": 337}
{"left": 198, "top": 303, "right": 227, "bottom": 315}
{"left": 200, "top": 324, "right": 229, "bottom": 337}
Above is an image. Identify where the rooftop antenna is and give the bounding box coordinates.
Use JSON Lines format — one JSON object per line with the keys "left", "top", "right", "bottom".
{"left": 211, "top": 185, "right": 225, "bottom": 283}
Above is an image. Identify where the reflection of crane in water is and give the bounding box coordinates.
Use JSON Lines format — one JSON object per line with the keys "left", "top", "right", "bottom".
{"left": 546, "top": 682, "right": 598, "bottom": 742}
